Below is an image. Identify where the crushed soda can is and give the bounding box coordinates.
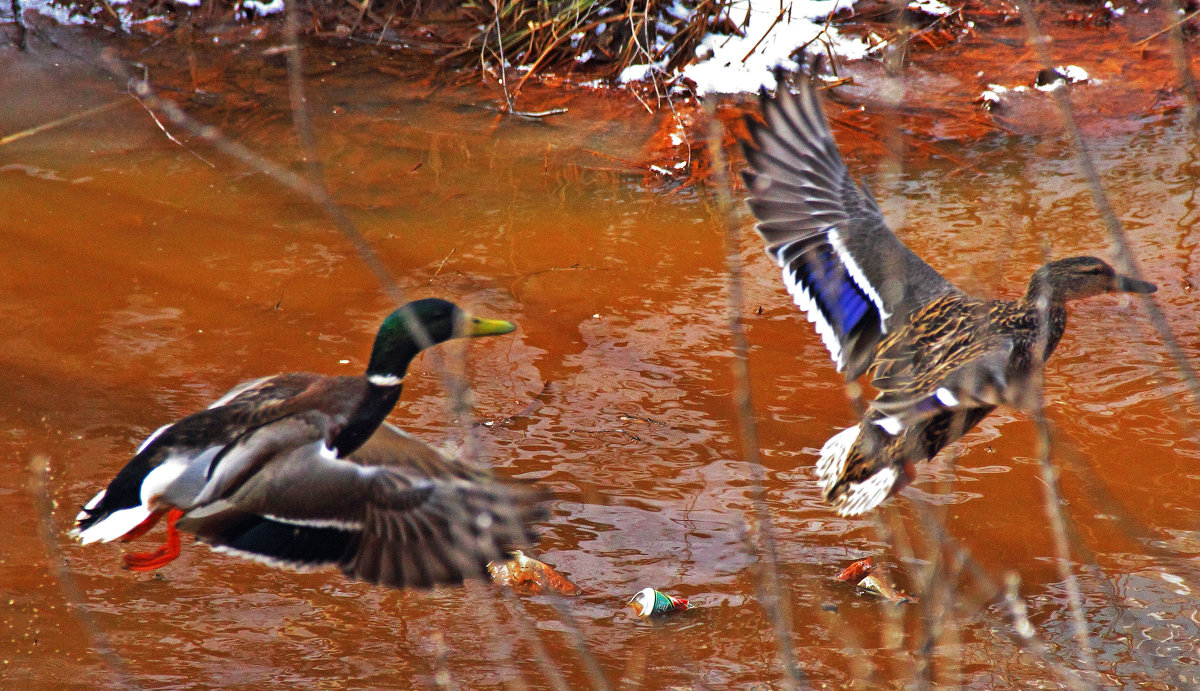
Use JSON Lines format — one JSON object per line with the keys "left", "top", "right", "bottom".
{"left": 856, "top": 574, "right": 916, "bottom": 604}
{"left": 835, "top": 557, "right": 874, "bottom": 582}
{"left": 628, "top": 587, "right": 691, "bottom": 618}
{"left": 487, "top": 550, "right": 581, "bottom": 596}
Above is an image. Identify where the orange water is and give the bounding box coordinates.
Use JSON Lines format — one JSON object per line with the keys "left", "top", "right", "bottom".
{"left": 2, "top": 27, "right": 1198, "bottom": 689}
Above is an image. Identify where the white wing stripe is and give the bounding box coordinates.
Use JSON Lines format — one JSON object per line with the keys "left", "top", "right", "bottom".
{"left": 935, "top": 387, "right": 960, "bottom": 406}
{"left": 874, "top": 416, "right": 903, "bottom": 436}
{"left": 779, "top": 259, "right": 846, "bottom": 370}
{"left": 208, "top": 544, "right": 330, "bottom": 572}
{"left": 261, "top": 514, "right": 364, "bottom": 531}
{"left": 827, "top": 228, "right": 891, "bottom": 331}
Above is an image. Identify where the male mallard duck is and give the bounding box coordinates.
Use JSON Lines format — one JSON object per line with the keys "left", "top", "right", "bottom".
{"left": 741, "top": 78, "right": 1157, "bottom": 516}
{"left": 72, "top": 298, "right": 547, "bottom": 588}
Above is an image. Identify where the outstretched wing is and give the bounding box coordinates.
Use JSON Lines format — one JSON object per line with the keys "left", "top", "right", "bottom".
{"left": 182, "top": 423, "right": 547, "bottom": 589}
{"left": 742, "top": 77, "right": 958, "bottom": 380}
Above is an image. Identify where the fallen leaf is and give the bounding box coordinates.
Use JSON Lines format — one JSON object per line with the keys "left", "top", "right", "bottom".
{"left": 835, "top": 557, "right": 874, "bottom": 582}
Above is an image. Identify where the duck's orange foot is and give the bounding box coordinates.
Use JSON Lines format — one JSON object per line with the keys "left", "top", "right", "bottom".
{"left": 120, "top": 509, "right": 165, "bottom": 542}
{"left": 122, "top": 508, "right": 183, "bottom": 572}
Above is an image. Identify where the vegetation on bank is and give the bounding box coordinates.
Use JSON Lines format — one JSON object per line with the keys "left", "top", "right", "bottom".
{"left": 17, "top": 0, "right": 745, "bottom": 78}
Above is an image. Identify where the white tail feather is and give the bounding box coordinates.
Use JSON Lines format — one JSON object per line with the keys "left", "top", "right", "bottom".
{"left": 816, "top": 425, "right": 859, "bottom": 493}
{"left": 830, "top": 467, "right": 899, "bottom": 516}
{"left": 817, "top": 424, "right": 901, "bottom": 516}
{"left": 72, "top": 505, "right": 153, "bottom": 545}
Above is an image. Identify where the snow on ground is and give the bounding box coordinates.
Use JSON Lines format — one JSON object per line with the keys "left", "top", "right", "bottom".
{"left": 242, "top": 0, "right": 284, "bottom": 16}
{"left": 622, "top": 0, "right": 872, "bottom": 96}
{"left": 11, "top": 0, "right": 93, "bottom": 26}
{"left": 906, "top": 0, "right": 954, "bottom": 16}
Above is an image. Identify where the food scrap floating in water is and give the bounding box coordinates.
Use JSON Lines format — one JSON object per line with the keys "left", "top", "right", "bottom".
{"left": 627, "top": 587, "right": 691, "bottom": 618}
{"left": 856, "top": 575, "right": 916, "bottom": 604}
{"left": 488, "top": 550, "right": 582, "bottom": 596}
{"left": 834, "top": 557, "right": 874, "bottom": 582}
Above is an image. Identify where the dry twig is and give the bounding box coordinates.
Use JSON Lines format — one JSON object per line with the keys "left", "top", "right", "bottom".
{"left": 705, "top": 100, "right": 805, "bottom": 689}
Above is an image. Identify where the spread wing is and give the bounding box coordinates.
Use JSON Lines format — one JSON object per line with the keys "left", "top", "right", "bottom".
{"left": 180, "top": 423, "right": 547, "bottom": 589}
{"left": 742, "top": 77, "right": 959, "bottom": 380}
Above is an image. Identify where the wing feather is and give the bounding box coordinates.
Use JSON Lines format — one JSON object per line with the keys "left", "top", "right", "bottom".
{"left": 743, "top": 77, "right": 959, "bottom": 379}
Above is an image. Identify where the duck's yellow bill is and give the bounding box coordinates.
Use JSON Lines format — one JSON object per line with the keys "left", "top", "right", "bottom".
{"left": 468, "top": 316, "right": 517, "bottom": 337}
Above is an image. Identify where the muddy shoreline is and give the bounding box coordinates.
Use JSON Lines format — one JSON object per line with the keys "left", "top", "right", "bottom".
{"left": 4, "top": 0, "right": 1197, "bottom": 186}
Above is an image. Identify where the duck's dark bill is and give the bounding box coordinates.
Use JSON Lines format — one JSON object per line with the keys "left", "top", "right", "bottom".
{"left": 1117, "top": 276, "right": 1158, "bottom": 294}
{"left": 468, "top": 317, "right": 517, "bottom": 337}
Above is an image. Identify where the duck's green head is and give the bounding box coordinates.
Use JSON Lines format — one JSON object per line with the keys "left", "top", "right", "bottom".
{"left": 367, "top": 298, "right": 516, "bottom": 383}
{"left": 1028, "top": 256, "right": 1157, "bottom": 303}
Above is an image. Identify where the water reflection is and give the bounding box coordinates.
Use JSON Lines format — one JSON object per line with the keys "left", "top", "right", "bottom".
{"left": 2, "top": 28, "right": 1198, "bottom": 688}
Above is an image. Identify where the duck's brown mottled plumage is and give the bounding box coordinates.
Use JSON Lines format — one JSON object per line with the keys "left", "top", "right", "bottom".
{"left": 741, "top": 76, "right": 1157, "bottom": 516}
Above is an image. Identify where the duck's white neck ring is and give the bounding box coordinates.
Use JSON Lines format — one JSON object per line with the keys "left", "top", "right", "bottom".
{"left": 368, "top": 374, "right": 404, "bottom": 387}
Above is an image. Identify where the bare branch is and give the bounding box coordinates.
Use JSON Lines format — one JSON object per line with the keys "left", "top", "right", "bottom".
{"left": 704, "top": 101, "right": 806, "bottom": 689}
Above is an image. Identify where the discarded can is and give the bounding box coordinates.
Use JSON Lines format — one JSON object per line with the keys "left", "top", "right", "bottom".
{"left": 856, "top": 574, "right": 915, "bottom": 604}
{"left": 628, "top": 587, "right": 691, "bottom": 618}
{"left": 488, "top": 550, "right": 582, "bottom": 596}
{"left": 835, "top": 557, "right": 874, "bottom": 582}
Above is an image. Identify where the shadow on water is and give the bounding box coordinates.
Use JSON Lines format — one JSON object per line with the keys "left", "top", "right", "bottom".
{"left": 2, "top": 22, "right": 1199, "bottom": 688}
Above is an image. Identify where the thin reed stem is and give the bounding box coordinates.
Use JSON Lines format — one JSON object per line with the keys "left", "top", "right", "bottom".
{"left": 704, "top": 100, "right": 806, "bottom": 690}
{"left": 28, "top": 456, "right": 140, "bottom": 689}
{"left": 1015, "top": 0, "right": 1200, "bottom": 418}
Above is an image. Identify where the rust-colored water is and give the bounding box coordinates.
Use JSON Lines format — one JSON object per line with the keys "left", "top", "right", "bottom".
{"left": 2, "top": 27, "right": 1199, "bottom": 689}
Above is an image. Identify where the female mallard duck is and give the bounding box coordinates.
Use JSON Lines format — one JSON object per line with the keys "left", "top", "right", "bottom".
{"left": 741, "top": 78, "right": 1157, "bottom": 516}
{"left": 72, "top": 298, "right": 547, "bottom": 588}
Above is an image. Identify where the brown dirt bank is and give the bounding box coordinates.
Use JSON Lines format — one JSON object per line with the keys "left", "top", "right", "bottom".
{"left": 6, "top": 0, "right": 1199, "bottom": 184}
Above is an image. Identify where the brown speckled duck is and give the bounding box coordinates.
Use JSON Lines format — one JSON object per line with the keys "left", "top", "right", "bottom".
{"left": 741, "top": 77, "right": 1157, "bottom": 516}
{"left": 72, "top": 298, "right": 546, "bottom": 588}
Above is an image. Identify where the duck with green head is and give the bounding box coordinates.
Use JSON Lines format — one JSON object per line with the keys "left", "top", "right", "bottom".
{"left": 741, "top": 75, "right": 1158, "bottom": 516}
{"left": 73, "top": 298, "right": 545, "bottom": 588}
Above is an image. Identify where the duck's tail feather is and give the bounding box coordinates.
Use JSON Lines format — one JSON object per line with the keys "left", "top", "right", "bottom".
{"left": 816, "top": 425, "right": 860, "bottom": 492}
{"left": 816, "top": 424, "right": 909, "bottom": 516}
{"left": 71, "top": 488, "right": 156, "bottom": 545}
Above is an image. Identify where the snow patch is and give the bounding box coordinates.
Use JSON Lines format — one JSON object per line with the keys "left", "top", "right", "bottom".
{"left": 907, "top": 0, "right": 953, "bottom": 15}
{"left": 619, "top": 63, "right": 658, "bottom": 84}
{"left": 1035, "top": 65, "right": 1090, "bottom": 92}
{"left": 681, "top": 0, "right": 871, "bottom": 95}
{"left": 979, "top": 82, "right": 1029, "bottom": 107}
{"left": 1057, "top": 64, "right": 1090, "bottom": 82}
{"left": 15, "top": 0, "right": 92, "bottom": 25}
{"left": 242, "top": 0, "right": 284, "bottom": 16}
